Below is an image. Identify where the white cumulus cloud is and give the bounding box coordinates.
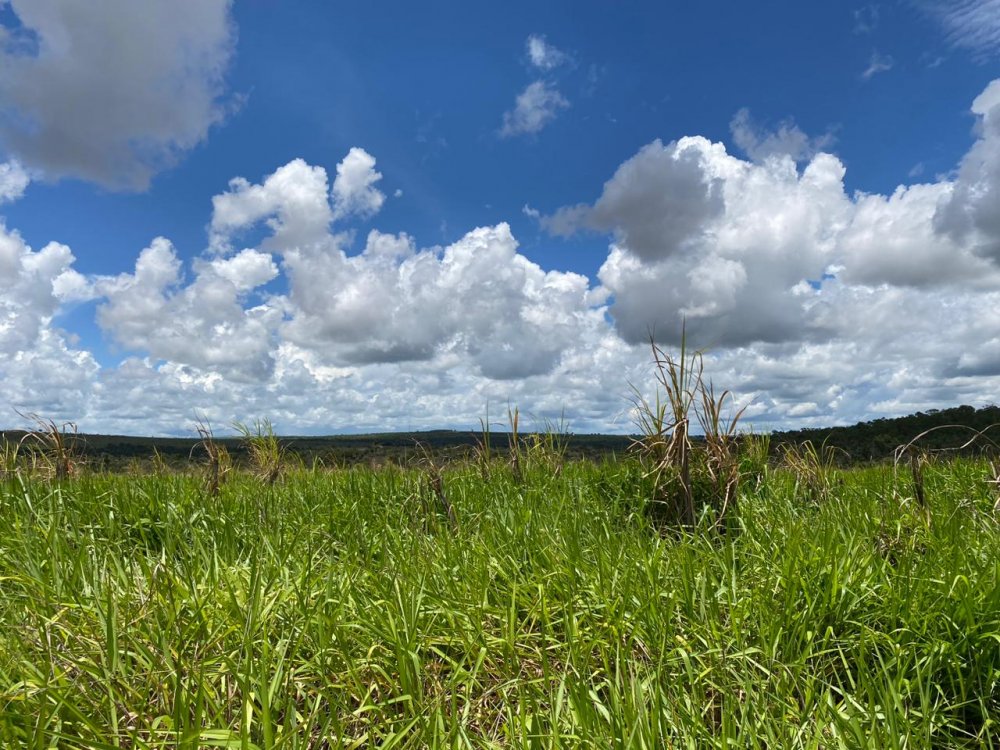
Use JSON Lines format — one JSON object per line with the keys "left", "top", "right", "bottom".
{"left": 210, "top": 158, "right": 333, "bottom": 252}
{"left": 0, "top": 222, "right": 88, "bottom": 355}
{"left": 331, "top": 147, "right": 386, "bottom": 222}
{"left": 7, "top": 81, "right": 1000, "bottom": 435}
{"left": 729, "top": 108, "right": 835, "bottom": 163}
{"left": 933, "top": 79, "right": 1000, "bottom": 261}
{"left": 95, "top": 239, "right": 280, "bottom": 381}
{"left": 0, "top": 0, "right": 236, "bottom": 190}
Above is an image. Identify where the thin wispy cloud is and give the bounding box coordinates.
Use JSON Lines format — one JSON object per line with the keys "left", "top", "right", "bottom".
{"left": 499, "top": 80, "right": 569, "bottom": 138}
{"left": 498, "top": 35, "right": 572, "bottom": 138}
{"left": 729, "top": 108, "right": 836, "bottom": 163}
{"left": 930, "top": 0, "right": 1000, "bottom": 59}
{"left": 526, "top": 34, "right": 570, "bottom": 70}
{"left": 853, "top": 5, "right": 880, "bottom": 34}
{"left": 862, "top": 50, "right": 895, "bottom": 79}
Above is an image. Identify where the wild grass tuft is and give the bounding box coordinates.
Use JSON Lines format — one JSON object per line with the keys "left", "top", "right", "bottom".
{"left": 781, "top": 438, "right": 843, "bottom": 504}
{"left": 631, "top": 330, "right": 748, "bottom": 530}
{"left": 191, "top": 416, "right": 231, "bottom": 497}
{"left": 16, "top": 411, "right": 80, "bottom": 481}
{"left": 234, "top": 417, "right": 286, "bottom": 486}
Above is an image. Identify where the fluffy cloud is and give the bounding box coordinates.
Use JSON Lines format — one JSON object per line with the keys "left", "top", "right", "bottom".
{"left": 210, "top": 158, "right": 333, "bottom": 252}
{"left": 933, "top": 79, "right": 1000, "bottom": 261}
{"left": 840, "top": 181, "right": 1000, "bottom": 287}
{"left": 547, "top": 139, "right": 849, "bottom": 345}
{"left": 95, "top": 240, "right": 280, "bottom": 381}
{"left": 0, "top": 0, "right": 235, "bottom": 190}
{"left": 331, "top": 148, "right": 386, "bottom": 222}
{"left": 500, "top": 81, "right": 569, "bottom": 138}
{"left": 8, "top": 80, "right": 1000, "bottom": 436}
{"left": 0, "top": 222, "right": 88, "bottom": 354}
{"left": 542, "top": 78, "right": 1000, "bottom": 363}
{"left": 526, "top": 35, "right": 569, "bottom": 71}
{"left": 0, "top": 219, "right": 97, "bottom": 422}
{"left": 729, "top": 109, "right": 835, "bottom": 163}
{"left": 545, "top": 138, "right": 726, "bottom": 262}
{"left": 0, "top": 160, "right": 29, "bottom": 203}
{"left": 205, "top": 157, "right": 604, "bottom": 380}
{"left": 282, "top": 224, "right": 600, "bottom": 379}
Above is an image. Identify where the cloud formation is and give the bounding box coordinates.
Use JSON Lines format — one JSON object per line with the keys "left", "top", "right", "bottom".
{"left": 930, "top": 0, "right": 1000, "bottom": 59}
{"left": 4, "top": 80, "right": 1000, "bottom": 436}
{"left": 541, "top": 77, "right": 1000, "bottom": 367}
{"left": 0, "top": 222, "right": 88, "bottom": 355}
{"left": 0, "top": 160, "right": 29, "bottom": 203}
{"left": 933, "top": 79, "right": 1000, "bottom": 261}
{"left": 95, "top": 240, "right": 280, "bottom": 381}
{"left": 729, "top": 109, "right": 835, "bottom": 163}
{"left": 862, "top": 51, "right": 895, "bottom": 79}
{"left": 0, "top": 0, "right": 236, "bottom": 190}
{"left": 500, "top": 81, "right": 569, "bottom": 138}
{"left": 331, "top": 148, "right": 386, "bottom": 222}
{"left": 526, "top": 35, "right": 570, "bottom": 71}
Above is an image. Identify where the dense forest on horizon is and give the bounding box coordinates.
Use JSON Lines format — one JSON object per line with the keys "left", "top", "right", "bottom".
{"left": 2, "top": 403, "right": 999, "bottom": 469}
{"left": 771, "top": 403, "right": 1000, "bottom": 463}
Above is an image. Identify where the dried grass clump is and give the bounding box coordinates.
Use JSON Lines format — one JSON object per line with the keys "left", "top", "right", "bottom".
{"left": 476, "top": 405, "right": 570, "bottom": 483}
{"left": 234, "top": 418, "right": 286, "bottom": 486}
{"left": 16, "top": 412, "right": 80, "bottom": 481}
{"left": 631, "top": 330, "right": 747, "bottom": 531}
{"left": 191, "top": 417, "right": 231, "bottom": 497}
{"left": 782, "top": 439, "right": 844, "bottom": 505}
{"left": 893, "top": 423, "right": 1000, "bottom": 514}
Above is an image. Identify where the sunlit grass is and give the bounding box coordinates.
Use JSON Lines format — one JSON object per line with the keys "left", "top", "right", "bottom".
{"left": 1, "top": 456, "right": 998, "bottom": 748}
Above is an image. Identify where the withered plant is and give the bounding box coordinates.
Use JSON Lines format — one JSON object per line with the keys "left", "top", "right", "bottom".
{"left": 631, "top": 329, "right": 749, "bottom": 530}
{"left": 16, "top": 412, "right": 80, "bottom": 481}
{"left": 234, "top": 418, "right": 285, "bottom": 486}
{"left": 781, "top": 439, "right": 843, "bottom": 504}
{"left": 191, "top": 417, "right": 231, "bottom": 497}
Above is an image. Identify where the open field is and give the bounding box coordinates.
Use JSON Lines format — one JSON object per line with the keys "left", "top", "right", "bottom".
{"left": 1, "top": 453, "right": 999, "bottom": 748}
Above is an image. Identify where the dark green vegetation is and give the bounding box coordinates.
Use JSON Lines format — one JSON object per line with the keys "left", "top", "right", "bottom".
{"left": 3, "top": 403, "right": 996, "bottom": 471}
{"left": 773, "top": 404, "right": 1000, "bottom": 463}
{"left": 1, "top": 454, "right": 999, "bottom": 747}
{"left": 0, "top": 428, "right": 634, "bottom": 472}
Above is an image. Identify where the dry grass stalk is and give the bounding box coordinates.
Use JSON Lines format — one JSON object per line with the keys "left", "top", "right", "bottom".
{"left": 909, "top": 447, "right": 927, "bottom": 508}
{"left": 631, "top": 332, "right": 701, "bottom": 526}
{"left": 16, "top": 412, "right": 80, "bottom": 481}
{"left": 507, "top": 405, "right": 523, "bottom": 483}
{"left": 234, "top": 418, "right": 285, "bottom": 486}
{"left": 698, "top": 381, "right": 748, "bottom": 527}
{"left": 0, "top": 437, "right": 20, "bottom": 482}
{"left": 781, "top": 440, "right": 842, "bottom": 504}
{"left": 632, "top": 328, "right": 749, "bottom": 529}
{"left": 151, "top": 447, "right": 170, "bottom": 477}
{"left": 474, "top": 405, "right": 494, "bottom": 481}
{"left": 191, "top": 418, "right": 231, "bottom": 497}
{"left": 523, "top": 413, "right": 569, "bottom": 477}
{"left": 893, "top": 423, "right": 1000, "bottom": 512}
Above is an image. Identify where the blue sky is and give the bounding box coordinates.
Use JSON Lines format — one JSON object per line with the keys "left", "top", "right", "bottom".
{"left": 1, "top": 0, "right": 999, "bottom": 435}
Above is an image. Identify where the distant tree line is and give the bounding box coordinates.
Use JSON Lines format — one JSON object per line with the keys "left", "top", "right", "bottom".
{"left": 769, "top": 404, "right": 1000, "bottom": 463}
{"left": 4, "top": 404, "right": 999, "bottom": 471}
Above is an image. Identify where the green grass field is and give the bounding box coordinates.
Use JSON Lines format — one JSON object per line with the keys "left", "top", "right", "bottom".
{"left": 1, "top": 454, "right": 999, "bottom": 748}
